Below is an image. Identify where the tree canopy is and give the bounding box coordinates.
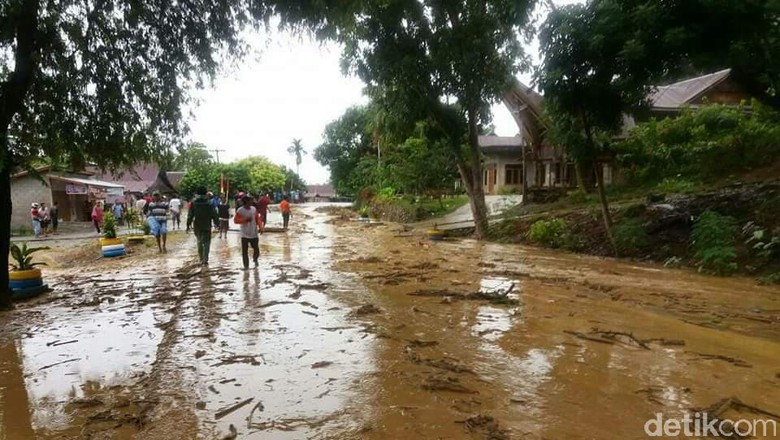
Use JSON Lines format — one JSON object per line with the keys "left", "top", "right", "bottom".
{"left": 332, "top": 0, "right": 536, "bottom": 238}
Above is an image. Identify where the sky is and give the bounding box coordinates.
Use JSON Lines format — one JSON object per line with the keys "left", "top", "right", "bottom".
{"left": 187, "top": 1, "right": 584, "bottom": 185}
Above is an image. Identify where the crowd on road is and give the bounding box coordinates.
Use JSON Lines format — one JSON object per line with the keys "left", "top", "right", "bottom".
{"left": 29, "top": 201, "right": 59, "bottom": 238}
{"left": 77, "top": 187, "right": 294, "bottom": 269}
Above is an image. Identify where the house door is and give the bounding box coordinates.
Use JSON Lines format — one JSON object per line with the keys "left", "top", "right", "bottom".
{"left": 487, "top": 167, "right": 497, "bottom": 194}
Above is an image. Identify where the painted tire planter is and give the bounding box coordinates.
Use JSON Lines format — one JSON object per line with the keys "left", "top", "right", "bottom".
{"left": 102, "top": 247, "right": 127, "bottom": 258}
{"left": 9, "top": 268, "right": 42, "bottom": 281}
{"left": 11, "top": 284, "right": 49, "bottom": 300}
{"left": 100, "top": 237, "right": 123, "bottom": 247}
{"left": 8, "top": 268, "right": 46, "bottom": 299}
{"left": 102, "top": 244, "right": 126, "bottom": 252}
{"left": 9, "top": 278, "right": 44, "bottom": 290}
{"left": 127, "top": 235, "right": 146, "bottom": 244}
{"left": 426, "top": 230, "right": 446, "bottom": 241}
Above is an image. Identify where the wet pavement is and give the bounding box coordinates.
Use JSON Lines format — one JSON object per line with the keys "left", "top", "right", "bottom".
{"left": 0, "top": 204, "right": 779, "bottom": 439}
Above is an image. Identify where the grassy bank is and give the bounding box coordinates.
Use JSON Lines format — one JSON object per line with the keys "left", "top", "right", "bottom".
{"left": 490, "top": 179, "right": 780, "bottom": 283}
{"left": 360, "top": 195, "right": 469, "bottom": 223}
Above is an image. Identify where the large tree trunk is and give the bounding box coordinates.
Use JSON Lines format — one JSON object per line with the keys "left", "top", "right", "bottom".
{"left": 575, "top": 159, "right": 589, "bottom": 193}
{"left": 0, "top": 0, "right": 41, "bottom": 309}
{"left": 593, "top": 160, "right": 617, "bottom": 255}
{"left": 0, "top": 150, "right": 11, "bottom": 310}
{"left": 464, "top": 108, "right": 489, "bottom": 239}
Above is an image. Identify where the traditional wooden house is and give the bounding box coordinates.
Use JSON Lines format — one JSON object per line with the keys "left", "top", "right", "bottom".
{"left": 483, "top": 69, "right": 750, "bottom": 195}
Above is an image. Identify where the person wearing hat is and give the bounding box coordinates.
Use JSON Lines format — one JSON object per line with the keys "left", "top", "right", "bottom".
{"left": 146, "top": 191, "right": 170, "bottom": 253}
{"left": 30, "top": 203, "right": 41, "bottom": 237}
{"left": 187, "top": 186, "right": 219, "bottom": 266}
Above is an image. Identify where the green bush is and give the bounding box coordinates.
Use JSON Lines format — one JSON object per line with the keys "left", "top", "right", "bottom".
{"left": 103, "top": 211, "right": 118, "bottom": 239}
{"left": 691, "top": 210, "right": 737, "bottom": 275}
{"left": 527, "top": 219, "right": 568, "bottom": 248}
{"left": 612, "top": 218, "right": 650, "bottom": 255}
{"left": 617, "top": 102, "right": 780, "bottom": 185}
{"left": 655, "top": 177, "right": 696, "bottom": 194}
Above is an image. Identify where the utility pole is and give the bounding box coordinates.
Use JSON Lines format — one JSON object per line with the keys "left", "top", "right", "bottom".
{"left": 209, "top": 148, "right": 226, "bottom": 164}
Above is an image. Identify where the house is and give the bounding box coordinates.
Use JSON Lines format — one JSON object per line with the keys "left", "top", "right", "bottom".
{"left": 87, "top": 163, "right": 184, "bottom": 197}
{"left": 484, "top": 69, "right": 750, "bottom": 195}
{"left": 304, "top": 184, "right": 335, "bottom": 202}
{"left": 10, "top": 167, "right": 125, "bottom": 230}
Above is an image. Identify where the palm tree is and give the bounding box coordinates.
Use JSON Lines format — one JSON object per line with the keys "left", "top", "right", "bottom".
{"left": 287, "top": 138, "right": 307, "bottom": 176}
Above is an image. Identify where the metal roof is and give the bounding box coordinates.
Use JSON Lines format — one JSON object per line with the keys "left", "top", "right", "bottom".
{"left": 649, "top": 69, "right": 731, "bottom": 109}
{"left": 49, "top": 175, "right": 125, "bottom": 189}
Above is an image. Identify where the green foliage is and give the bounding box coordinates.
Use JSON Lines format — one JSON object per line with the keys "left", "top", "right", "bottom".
{"left": 178, "top": 155, "right": 286, "bottom": 199}
{"left": 287, "top": 139, "right": 307, "bottom": 172}
{"left": 612, "top": 218, "right": 650, "bottom": 255}
{"left": 172, "top": 143, "right": 214, "bottom": 171}
{"left": 9, "top": 242, "right": 49, "bottom": 271}
{"left": 618, "top": 103, "right": 780, "bottom": 184}
{"left": 691, "top": 210, "right": 738, "bottom": 275}
{"left": 280, "top": 166, "right": 307, "bottom": 193}
{"left": 655, "top": 178, "right": 697, "bottom": 194}
{"left": 742, "top": 221, "right": 780, "bottom": 260}
{"left": 759, "top": 272, "right": 780, "bottom": 285}
{"left": 103, "top": 212, "right": 118, "bottom": 239}
{"left": 527, "top": 219, "right": 569, "bottom": 249}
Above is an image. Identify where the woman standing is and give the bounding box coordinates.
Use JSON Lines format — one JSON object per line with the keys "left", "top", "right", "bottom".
{"left": 91, "top": 201, "right": 104, "bottom": 233}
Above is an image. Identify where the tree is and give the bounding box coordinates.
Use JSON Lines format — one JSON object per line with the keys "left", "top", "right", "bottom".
{"left": 335, "top": 0, "right": 536, "bottom": 239}
{"left": 314, "top": 105, "right": 377, "bottom": 196}
{"left": 174, "top": 142, "right": 214, "bottom": 172}
{"left": 235, "top": 156, "right": 286, "bottom": 194}
{"left": 287, "top": 138, "right": 306, "bottom": 176}
{"left": 0, "top": 0, "right": 332, "bottom": 307}
{"left": 280, "top": 166, "right": 307, "bottom": 193}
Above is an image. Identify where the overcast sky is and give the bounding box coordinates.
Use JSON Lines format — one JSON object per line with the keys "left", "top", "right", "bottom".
{"left": 187, "top": 1, "right": 583, "bottom": 185}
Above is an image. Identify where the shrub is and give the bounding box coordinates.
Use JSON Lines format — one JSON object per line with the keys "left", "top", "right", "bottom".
{"left": 10, "top": 242, "right": 50, "bottom": 271}
{"left": 655, "top": 177, "right": 696, "bottom": 194}
{"left": 527, "top": 219, "right": 568, "bottom": 248}
{"left": 103, "top": 212, "right": 118, "bottom": 239}
{"left": 612, "top": 218, "right": 650, "bottom": 255}
{"left": 691, "top": 210, "right": 737, "bottom": 275}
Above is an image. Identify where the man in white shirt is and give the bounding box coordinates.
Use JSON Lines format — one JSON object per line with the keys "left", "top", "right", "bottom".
{"left": 234, "top": 195, "right": 261, "bottom": 269}
{"left": 169, "top": 195, "right": 182, "bottom": 230}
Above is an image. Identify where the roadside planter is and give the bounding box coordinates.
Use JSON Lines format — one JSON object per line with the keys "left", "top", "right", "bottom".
{"left": 426, "top": 224, "right": 446, "bottom": 241}
{"left": 100, "top": 212, "right": 126, "bottom": 258}
{"left": 9, "top": 243, "right": 50, "bottom": 300}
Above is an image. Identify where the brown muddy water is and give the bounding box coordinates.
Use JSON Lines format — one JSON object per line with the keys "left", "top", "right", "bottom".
{"left": 0, "top": 205, "right": 778, "bottom": 439}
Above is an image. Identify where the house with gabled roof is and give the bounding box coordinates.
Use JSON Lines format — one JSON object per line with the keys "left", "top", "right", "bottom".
{"left": 482, "top": 69, "right": 751, "bottom": 195}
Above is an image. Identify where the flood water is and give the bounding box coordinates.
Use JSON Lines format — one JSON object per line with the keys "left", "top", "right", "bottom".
{"left": 0, "top": 204, "right": 778, "bottom": 439}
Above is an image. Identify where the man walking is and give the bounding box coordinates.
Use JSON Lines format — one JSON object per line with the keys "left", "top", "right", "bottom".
{"left": 187, "top": 187, "right": 219, "bottom": 266}
{"left": 147, "top": 191, "right": 169, "bottom": 253}
{"left": 280, "top": 195, "right": 292, "bottom": 231}
{"left": 234, "top": 195, "right": 261, "bottom": 269}
{"left": 256, "top": 193, "right": 271, "bottom": 234}
{"left": 169, "top": 194, "right": 182, "bottom": 230}
{"left": 217, "top": 198, "right": 230, "bottom": 239}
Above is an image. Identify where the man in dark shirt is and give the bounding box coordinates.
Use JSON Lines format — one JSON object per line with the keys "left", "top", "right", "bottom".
{"left": 187, "top": 187, "right": 219, "bottom": 266}
{"left": 217, "top": 198, "right": 230, "bottom": 239}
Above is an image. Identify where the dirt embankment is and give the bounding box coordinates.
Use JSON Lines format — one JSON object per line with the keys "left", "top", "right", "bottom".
{"left": 489, "top": 181, "right": 780, "bottom": 279}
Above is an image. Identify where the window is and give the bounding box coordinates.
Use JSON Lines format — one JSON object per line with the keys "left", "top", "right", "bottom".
{"left": 505, "top": 164, "right": 523, "bottom": 185}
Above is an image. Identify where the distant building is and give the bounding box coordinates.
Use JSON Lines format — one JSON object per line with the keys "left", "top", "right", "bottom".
{"left": 11, "top": 167, "right": 125, "bottom": 230}
{"left": 304, "top": 184, "right": 335, "bottom": 202}
{"left": 485, "top": 69, "right": 751, "bottom": 195}
{"left": 87, "top": 163, "right": 184, "bottom": 196}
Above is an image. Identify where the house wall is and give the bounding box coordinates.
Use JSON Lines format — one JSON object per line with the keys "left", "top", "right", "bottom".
{"left": 11, "top": 175, "right": 53, "bottom": 231}
{"left": 692, "top": 79, "right": 749, "bottom": 106}
{"left": 483, "top": 155, "right": 526, "bottom": 194}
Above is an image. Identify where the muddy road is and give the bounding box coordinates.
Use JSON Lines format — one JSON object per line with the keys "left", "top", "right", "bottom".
{"left": 0, "top": 205, "right": 778, "bottom": 439}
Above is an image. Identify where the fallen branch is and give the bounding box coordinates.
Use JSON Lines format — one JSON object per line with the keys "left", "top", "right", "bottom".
{"left": 39, "top": 358, "right": 80, "bottom": 370}
{"left": 216, "top": 398, "right": 254, "bottom": 420}
{"left": 563, "top": 330, "right": 615, "bottom": 345}
{"left": 246, "top": 400, "right": 265, "bottom": 429}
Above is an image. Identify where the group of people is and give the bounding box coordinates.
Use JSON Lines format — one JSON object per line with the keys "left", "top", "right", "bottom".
{"left": 30, "top": 202, "right": 59, "bottom": 237}
{"left": 188, "top": 188, "right": 293, "bottom": 268}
